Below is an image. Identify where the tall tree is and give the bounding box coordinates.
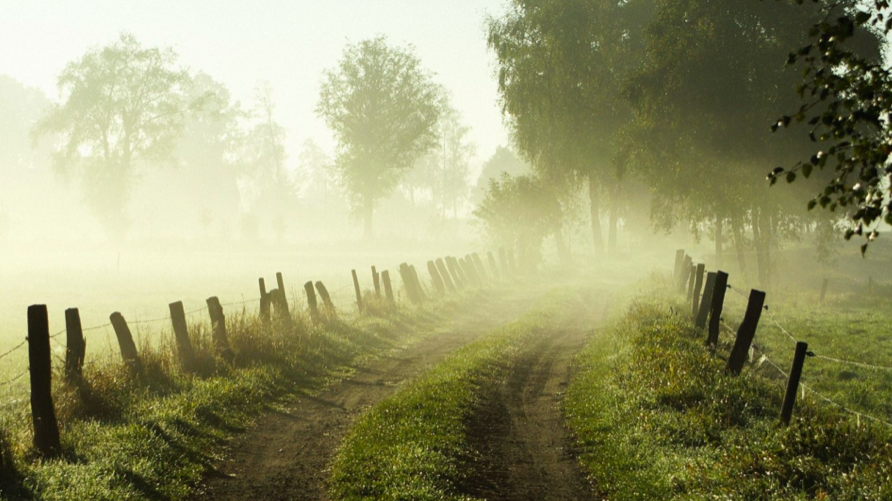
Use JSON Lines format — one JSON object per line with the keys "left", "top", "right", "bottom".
{"left": 317, "top": 36, "right": 442, "bottom": 239}
{"left": 487, "top": 0, "right": 652, "bottom": 257}
{"left": 33, "top": 33, "right": 200, "bottom": 237}
{"left": 472, "top": 146, "right": 530, "bottom": 206}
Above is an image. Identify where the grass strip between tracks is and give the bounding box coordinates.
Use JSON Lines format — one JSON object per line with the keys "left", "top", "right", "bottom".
{"left": 565, "top": 281, "right": 892, "bottom": 500}
{"left": 328, "top": 287, "right": 578, "bottom": 501}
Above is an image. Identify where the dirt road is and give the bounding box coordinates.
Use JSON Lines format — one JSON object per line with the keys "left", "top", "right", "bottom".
{"left": 192, "top": 288, "right": 545, "bottom": 501}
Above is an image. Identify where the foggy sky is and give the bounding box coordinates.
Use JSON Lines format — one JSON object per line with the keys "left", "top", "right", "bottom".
{"left": 0, "top": 0, "right": 510, "bottom": 171}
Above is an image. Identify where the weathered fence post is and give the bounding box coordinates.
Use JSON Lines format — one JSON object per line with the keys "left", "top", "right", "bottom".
{"left": 727, "top": 289, "right": 766, "bottom": 375}
{"left": 445, "top": 257, "right": 465, "bottom": 289}
{"left": 436, "top": 259, "right": 456, "bottom": 293}
{"left": 678, "top": 255, "right": 693, "bottom": 294}
{"left": 259, "top": 278, "right": 270, "bottom": 325}
{"left": 428, "top": 261, "right": 445, "bottom": 296}
{"left": 351, "top": 269, "right": 364, "bottom": 313}
{"left": 304, "top": 281, "right": 319, "bottom": 321}
{"left": 206, "top": 297, "right": 235, "bottom": 362}
{"left": 780, "top": 341, "right": 809, "bottom": 425}
{"left": 372, "top": 266, "right": 381, "bottom": 297}
{"left": 381, "top": 271, "right": 395, "bottom": 304}
{"left": 695, "top": 272, "right": 717, "bottom": 329}
{"left": 449, "top": 256, "right": 468, "bottom": 285}
{"left": 109, "top": 312, "right": 142, "bottom": 373}
{"left": 315, "top": 281, "right": 336, "bottom": 312}
{"left": 168, "top": 301, "right": 196, "bottom": 371}
{"left": 686, "top": 263, "right": 697, "bottom": 302}
{"left": 275, "top": 272, "right": 292, "bottom": 323}
{"left": 673, "top": 249, "right": 685, "bottom": 281}
{"left": 398, "top": 263, "right": 421, "bottom": 304}
{"left": 820, "top": 278, "right": 829, "bottom": 303}
{"left": 409, "top": 265, "right": 427, "bottom": 301}
{"left": 691, "top": 264, "right": 705, "bottom": 318}
{"left": 706, "top": 271, "right": 729, "bottom": 347}
{"left": 487, "top": 251, "right": 501, "bottom": 280}
{"left": 64, "top": 307, "right": 86, "bottom": 381}
{"left": 28, "top": 305, "right": 61, "bottom": 457}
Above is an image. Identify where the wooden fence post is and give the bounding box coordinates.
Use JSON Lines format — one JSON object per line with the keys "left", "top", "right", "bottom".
{"left": 28, "top": 305, "right": 61, "bottom": 457}
{"left": 275, "top": 272, "right": 292, "bottom": 323}
{"left": 304, "top": 281, "right": 319, "bottom": 321}
{"left": 314, "top": 281, "right": 336, "bottom": 312}
{"left": 691, "top": 264, "right": 705, "bottom": 318}
{"left": 428, "top": 261, "right": 445, "bottom": 296}
{"left": 487, "top": 251, "right": 501, "bottom": 280}
{"left": 706, "top": 271, "right": 729, "bottom": 347}
{"left": 820, "top": 278, "right": 829, "bottom": 303}
{"left": 381, "top": 271, "right": 395, "bottom": 304}
{"left": 398, "top": 264, "right": 421, "bottom": 304}
{"left": 64, "top": 307, "right": 86, "bottom": 381}
{"left": 727, "top": 289, "right": 766, "bottom": 375}
{"left": 695, "top": 272, "right": 717, "bottom": 329}
{"left": 780, "top": 341, "right": 809, "bottom": 425}
{"left": 460, "top": 257, "right": 479, "bottom": 285}
{"left": 445, "top": 257, "right": 465, "bottom": 289}
{"left": 409, "top": 265, "right": 427, "bottom": 301}
{"left": 686, "top": 264, "right": 697, "bottom": 302}
{"left": 168, "top": 301, "right": 196, "bottom": 371}
{"left": 678, "top": 255, "right": 693, "bottom": 294}
{"left": 436, "top": 259, "right": 456, "bottom": 293}
{"left": 258, "top": 278, "right": 270, "bottom": 326}
{"left": 674, "top": 249, "right": 685, "bottom": 281}
{"left": 372, "top": 266, "right": 381, "bottom": 297}
{"left": 450, "top": 256, "right": 469, "bottom": 285}
{"left": 206, "top": 297, "right": 235, "bottom": 362}
{"left": 109, "top": 312, "right": 142, "bottom": 373}
{"left": 472, "top": 253, "right": 488, "bottom": 281}
{"left": 351, "top": 269, "right": 364, "bottom": 313}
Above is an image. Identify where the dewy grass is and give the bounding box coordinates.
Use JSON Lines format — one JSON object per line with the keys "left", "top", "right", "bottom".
{"left": 0, "top": 290, "right": 491, "bottom": 501}
{"left": 565, "top": 280, "right": 892, "bottom": 501}
{"left": 328, "top": 288, "right": 578, "bottom": 501}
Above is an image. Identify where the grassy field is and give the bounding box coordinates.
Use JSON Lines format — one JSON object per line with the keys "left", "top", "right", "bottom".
{"left": 0, "top": 282, "right": 494, "bottom": 501}
{"left": 565, "top": 278, "right": 892, "bottom": 500}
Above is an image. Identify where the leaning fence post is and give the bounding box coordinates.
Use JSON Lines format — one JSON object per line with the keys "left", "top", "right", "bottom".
{"left": 275, "top": 272, "right": 292, "bottom": 323}
{"left": 487, "top": 251, "right": 501, "bottom": 280}
{"left": 691, "top": 264, "right": 705, "bottom": 318}
{"left": 372, "top": 266, "right": 381, "bottom": 297}
{"left": 695, "top": 272, "right": 717, "bottom": 329}
{"left": 706, "top": 271, "right": 729, "bottom": 347}
{"left": 781, "top": 341, "right": 809, "bottom": 425}
{"left": 64, "top": 307, "right": 86, "bottom": 381}
{"left": 28, "top": 305, "right": 61, "bottom": 457}
{"left": 305, "top": 281, "right": 319, "bottom": 320}
{"left": 351, "top": 269, "right": 364, "bottom": 313}
{"left": 259, "top": 278, "right": 270, "bottom": 326}
{"left": 381, "top": 271, "right": 395, "bottom": 304}
{"left": 673, "top": 249, "right": 685, "bottom": 281}
{"left": 315, "top": 281, "right": 337, "bottom": 312}
{"left": 410, "top": 265, "right": 427, "bottom": 301}
{"left": 678, "top": 255, "right": 693, "bottom": 294}
{"left": 727, "top": 289, "right": 766, "bottom": 375}
{"left": 436, "top": 259, "right": 456, "bottom": 293}
{"left": 169, "top": 301, "right": 196, "bottom": 371}
{"left": 109, "top": 312, "right": 142, "bottom": 374}
{"left": 428, "top": 261, "right": 445, "bottom": 296}
{"left": 398, "top": 264, "right": 421, "bottom": 304}
{"left": 445, "top": 257, "right": 465, "bottom": 289}
{"left": 206, "top": 297, "right": 235, "bottom": 363}
{"left": 686, "top": 263, "right": 697, "bottom": 302}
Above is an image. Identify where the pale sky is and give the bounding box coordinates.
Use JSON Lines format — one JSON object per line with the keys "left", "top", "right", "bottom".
{"left": 0, "top": 0, "right": 512, "bottom": 168}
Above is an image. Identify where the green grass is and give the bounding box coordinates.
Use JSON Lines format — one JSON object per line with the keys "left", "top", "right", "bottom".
{"left": 565, "top": 279, "right": 892, "bottom": 500}
{"left": 0, "top": 290, "right": 491, "bottom": 501}
{"left": 328, "top": 288, "right": 580, "bottom": 501}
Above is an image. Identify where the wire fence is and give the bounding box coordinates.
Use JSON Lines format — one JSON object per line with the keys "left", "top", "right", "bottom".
{"left": 718, "top": 286, "right": 892, "bottom": 429}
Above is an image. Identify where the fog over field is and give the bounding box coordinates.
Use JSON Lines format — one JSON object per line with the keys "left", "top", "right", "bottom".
{"left": 2, "top": 1, "right": 892, "bottom": 499}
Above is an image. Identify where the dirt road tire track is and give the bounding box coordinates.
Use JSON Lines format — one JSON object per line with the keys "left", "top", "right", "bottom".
{"left": 460, "top": 321, "right": 599, "bottom": 500}
{"left": 192, "top": 291, "right": 543, "bottom": 501}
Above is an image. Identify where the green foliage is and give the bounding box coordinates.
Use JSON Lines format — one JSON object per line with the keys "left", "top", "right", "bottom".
{"left": 317, "top": 36, "right": 442, "bottom": 238}
{"left": 32, "top": 33, "right": 203, "bottom": 237}
{"left": 566, "top": 285, "right": 892, "bottom": 500}
{"left": 473, "top": 173, "right": 561, "bottom": 268}
{"left": 471, "top": 146, "right": 530, "bottom": 205}
{"left": 770, "top": 1, "right": 889, "bottom": 253}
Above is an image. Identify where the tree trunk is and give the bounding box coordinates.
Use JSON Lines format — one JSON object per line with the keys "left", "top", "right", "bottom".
{"left": 714, "top": 215, "right": 724, "bottom": 270}
{"left": 754, "top": 208, "right": 772, "bottom": 289}
{"left": 731, "top": 216, "right": 747, "bottom": 276}
{"left": 588, "top": 175, "right": 604, "bottom": 256}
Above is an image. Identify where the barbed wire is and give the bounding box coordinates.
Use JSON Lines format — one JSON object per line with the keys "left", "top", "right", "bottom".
{"left": 0, "top": 368, "right": 28, "bottom": 387}
{"left": 0, "top": 339, "right": 26, "bottom": 361}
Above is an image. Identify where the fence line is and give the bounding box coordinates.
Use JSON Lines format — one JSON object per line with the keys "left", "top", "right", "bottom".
{"left": 0, "top": 339, "right": 26, "bottom": 362}
{"left": 0, "top": 368, "right": 28, "bottom": 387}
